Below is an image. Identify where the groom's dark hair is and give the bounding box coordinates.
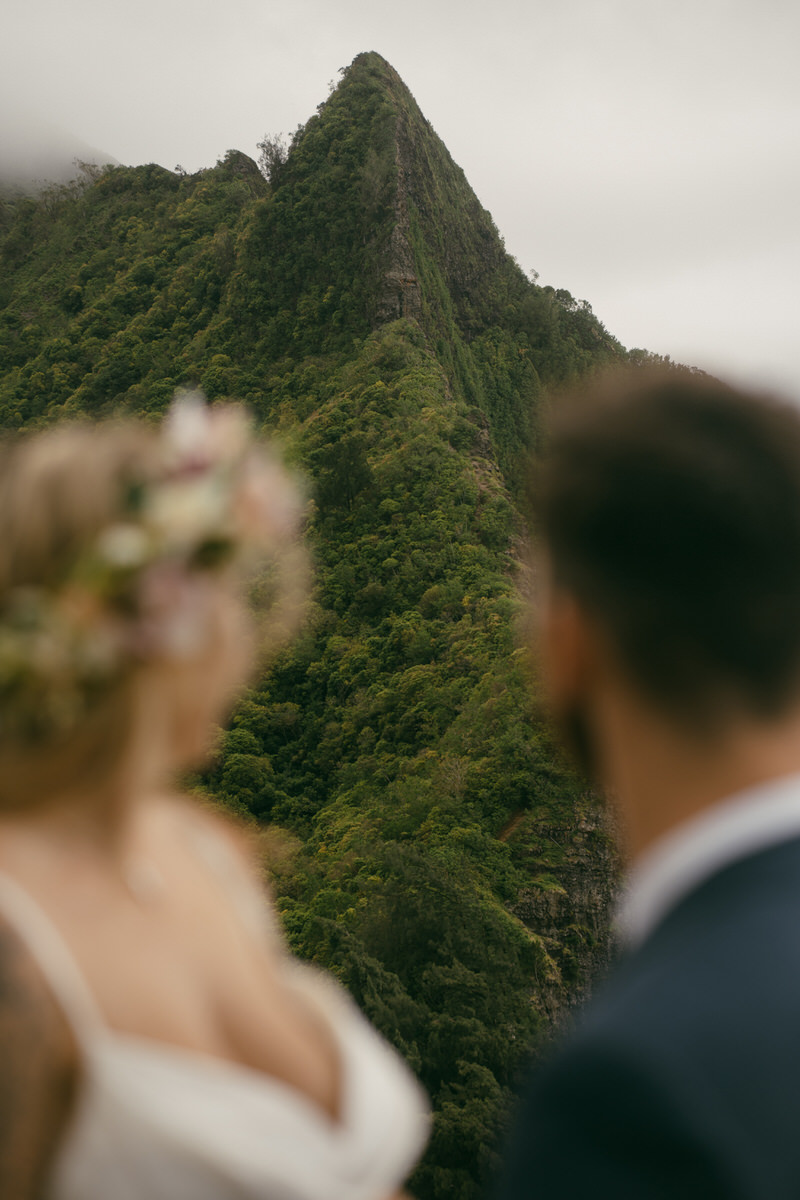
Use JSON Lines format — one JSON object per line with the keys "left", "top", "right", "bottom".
{"left": 535, "top": 368, "right": 800, "bottom": 728}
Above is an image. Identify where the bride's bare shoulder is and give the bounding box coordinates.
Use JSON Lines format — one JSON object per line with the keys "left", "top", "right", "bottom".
{"left": 0, "top": 918, "right": 79, "bottom": 1198}
{"left": 161, "top": 790, "right": 258, "bottom": 851}
{"left": 155, "top": 793, "right": 284, "bottom": 948}
{"left": 156, "top": 790, "right": 268, "bottom": 889}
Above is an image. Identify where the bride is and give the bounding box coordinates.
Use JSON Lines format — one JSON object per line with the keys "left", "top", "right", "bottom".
{"left": 0, "top": 397, "right": 428, "bottom": 1199}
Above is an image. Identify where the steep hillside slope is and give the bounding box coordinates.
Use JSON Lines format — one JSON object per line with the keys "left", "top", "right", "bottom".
{"left": 0, "top": 52, "right": 623, "bottom": 1198}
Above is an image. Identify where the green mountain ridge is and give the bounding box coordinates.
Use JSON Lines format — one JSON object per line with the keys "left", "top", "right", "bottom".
{"left": 0, "top": 52, "right": 626, "bottom": 1198}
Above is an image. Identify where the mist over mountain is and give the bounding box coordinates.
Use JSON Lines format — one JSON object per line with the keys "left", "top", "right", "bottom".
{"left": 0, "top": 52, "right": 629, "bottom": 1197}
{"left": 0, "top": 104, "right": 117, "bottom": 193}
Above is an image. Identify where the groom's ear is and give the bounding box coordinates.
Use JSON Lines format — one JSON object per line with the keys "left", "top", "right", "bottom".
{"left": 538, "top": 582, "right": 600, "bottom": 713}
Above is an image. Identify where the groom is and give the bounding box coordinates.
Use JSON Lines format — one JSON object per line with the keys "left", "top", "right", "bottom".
{"left": 496, "top": 370, "right": 800, "bottom": 1198}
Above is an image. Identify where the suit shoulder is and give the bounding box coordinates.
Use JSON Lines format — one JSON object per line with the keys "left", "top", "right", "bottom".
{"left": 496, "top": 846, "right": 800, "bottom": 1199}
{"left": 595, "top": 839, "right": 800, "bottom": 1040}
{"left": 497, "top": 1025, "right": 736, "bottom": 1198}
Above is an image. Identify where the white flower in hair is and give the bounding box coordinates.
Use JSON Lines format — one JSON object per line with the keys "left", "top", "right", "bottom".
{"left": 96, "top": 524, "right": 151, "bottom": 569}
{"left": 162, "top": 389, "right": 220, "bottom": 468}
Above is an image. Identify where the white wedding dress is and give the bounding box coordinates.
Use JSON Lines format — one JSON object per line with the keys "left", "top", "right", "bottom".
{"left": 0, "top": 867, "right": 430, "bottom": 1200}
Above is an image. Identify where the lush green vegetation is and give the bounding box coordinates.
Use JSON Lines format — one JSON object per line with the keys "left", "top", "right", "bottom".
{"left": 0, "top": 51, "right": 625, "bottom": 1198}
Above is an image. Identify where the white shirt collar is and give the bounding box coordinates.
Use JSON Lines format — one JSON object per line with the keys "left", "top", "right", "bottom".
{"left": 615, "top": 770, "right": 800, "bottom": 948}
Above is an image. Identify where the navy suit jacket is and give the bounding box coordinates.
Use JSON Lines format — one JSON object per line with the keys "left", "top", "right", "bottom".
{"left": 495, "top": 835, "right": 800, "bottom": 1199}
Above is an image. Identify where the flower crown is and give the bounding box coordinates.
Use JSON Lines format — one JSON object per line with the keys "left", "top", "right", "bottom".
{"left": 0, "top": 393, "right": 302, "bottom": 742}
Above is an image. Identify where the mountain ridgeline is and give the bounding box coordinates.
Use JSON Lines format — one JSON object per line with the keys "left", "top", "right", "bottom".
{"left": 0, "top": 53, "right": 627, "bottom": 1198}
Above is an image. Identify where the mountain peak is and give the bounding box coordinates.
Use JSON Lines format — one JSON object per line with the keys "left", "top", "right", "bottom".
{"left": 225, "top": 51, "right": 626, "bottom": 481}
{"left": 266, "top": 49, "right": 511, "bottom": 337}
{"left": 345, "top": 50, "right": 411, "bottom": 87}
{"left": 1, "top": 55, "right": 627, "bottom": 466}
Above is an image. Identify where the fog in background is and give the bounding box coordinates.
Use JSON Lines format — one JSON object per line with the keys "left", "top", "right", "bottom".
{"left": 2, "top": 0, "right": 798, "bottom": 395}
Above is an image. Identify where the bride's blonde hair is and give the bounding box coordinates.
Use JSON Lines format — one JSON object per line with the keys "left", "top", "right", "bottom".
{"left": 0, "top": 401, "right": 304, "bottom": 811}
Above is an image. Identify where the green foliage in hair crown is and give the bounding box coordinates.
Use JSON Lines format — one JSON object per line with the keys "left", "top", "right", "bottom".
{"left": 0, "top": 393, "right": 300, "bottom": 742}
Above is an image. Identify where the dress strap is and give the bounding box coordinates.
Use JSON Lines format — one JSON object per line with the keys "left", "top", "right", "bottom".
{"left": 0, "top": 868, "right": 104, "bottom": 1038}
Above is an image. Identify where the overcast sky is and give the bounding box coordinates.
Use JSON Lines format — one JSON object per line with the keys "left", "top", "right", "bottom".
{"left": 2, "top": 0, "right": 798, "bottom": 395}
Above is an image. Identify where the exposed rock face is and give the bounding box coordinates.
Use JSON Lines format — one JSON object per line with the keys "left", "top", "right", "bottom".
{"left": 511, "top": 797, "right": 622, "bottom": 1026}
{"left": 371, "top": 53, "right": 505, "bottom": 332}
{"left": 375, "top": 116, "right": 422, "bottom": 324}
